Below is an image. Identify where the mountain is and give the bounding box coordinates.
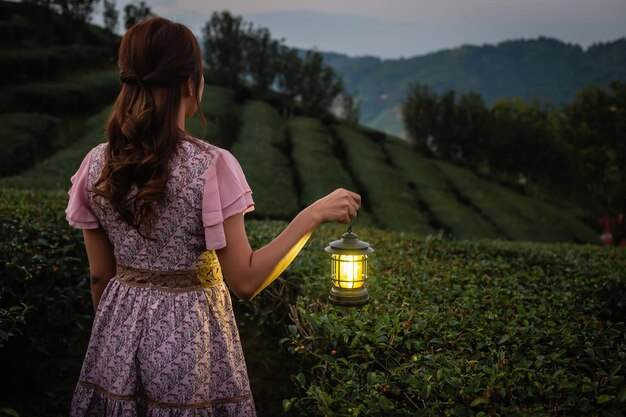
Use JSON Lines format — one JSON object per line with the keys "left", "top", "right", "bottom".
{"left": 316, "top": 37, "right": 626, "bottom": 138}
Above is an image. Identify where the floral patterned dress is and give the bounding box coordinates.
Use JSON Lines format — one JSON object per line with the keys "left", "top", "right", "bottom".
{"left": 65, "top": 135, "right": 256, "bottom": 416}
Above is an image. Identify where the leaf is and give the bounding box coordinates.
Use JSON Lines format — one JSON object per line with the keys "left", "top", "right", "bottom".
{"left": 295, "top": 372, "right": 306, "bottom": 387}
{"left": 470, "top": 397, "right": 489, "bottom": 407}
{"left": 282, "top": 398, "right": 295, "bottom": 412}
{"left": 597, "top": 394, "right": 615, "bottom": 404}
{"left": 0, "top": 408, "right": 20, "bottom": 417}
{"left": 609, "top": 363, "right": 622, "bottom": 378}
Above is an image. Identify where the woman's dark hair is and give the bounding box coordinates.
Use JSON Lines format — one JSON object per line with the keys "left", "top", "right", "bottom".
{"left": 91, "top": 17, "right": 206, "bottom": 236}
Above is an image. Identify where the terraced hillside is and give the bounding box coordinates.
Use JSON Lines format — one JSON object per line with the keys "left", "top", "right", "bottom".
{"left": 0, "top": 0, "right": 119, "bottom": 177}
{"left": 0, "top": 0, "right": 598, "bottom": 243}
{"left": 0, "top": 84, "right": 598, "bottom": 243}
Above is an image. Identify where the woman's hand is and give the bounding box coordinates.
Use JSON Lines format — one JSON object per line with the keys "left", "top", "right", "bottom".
{"left": 306, "top": 188, "right": 361, "bottom": 225}
{"left": 217, "top": 188, "right": 361, "bottom": 300}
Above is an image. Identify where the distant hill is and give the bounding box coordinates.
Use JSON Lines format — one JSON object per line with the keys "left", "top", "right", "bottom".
{"left": 316, "top": 37, "right": 626, "bottom": 138}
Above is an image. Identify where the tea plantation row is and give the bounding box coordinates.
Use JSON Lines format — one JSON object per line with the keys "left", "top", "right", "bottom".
{"left": 280, "top": 225, "right": 625, "bottom": 416}
{"left": 0, "top": 189, "right": 623, "bottom": 416}
{"left": 1, "top": 79, "right": 597, "bottom": 244}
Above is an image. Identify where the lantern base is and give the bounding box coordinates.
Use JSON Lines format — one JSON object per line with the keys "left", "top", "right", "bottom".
{"left": 328, "top": 286, "right": 369, "bottom": 307}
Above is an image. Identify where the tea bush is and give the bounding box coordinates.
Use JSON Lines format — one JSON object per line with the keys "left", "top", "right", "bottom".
{"left": 282, "top": 229, "right": 626, "bottom": 416}
{"left": 287, "top": 117, "right": 375, "bottom": 227}
{"left": 231, "top": 100, "right": 299, "bottom": 219}
{"left": 0, "top": 45, "right": 115, "bottom": 84}
{"left": 385, "top": 139, "right": 501, "bottom": 240}
{"left": 0, "top": 113, "right": 60, "bottom": 176}
{"left": 0, "top": 70, "right": 118, "bottom": 115}
{"left": 0, "top": 189, "right": 92, "bottom": 415}
{"left": 1, "top": 190, "right": 623, "bottom": 416}
{"left": 0, "top": 106, "right": 109, "bottom": 189}
{"left": 435, "top": 160, "right": 597, "bottom": 244}
{"left": 335, "top": 124, "right": 433, "bottom": 234}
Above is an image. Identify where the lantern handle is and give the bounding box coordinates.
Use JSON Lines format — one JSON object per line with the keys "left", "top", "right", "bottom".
{"left": 347, "top": 212, "right": 358, "bottom": 234}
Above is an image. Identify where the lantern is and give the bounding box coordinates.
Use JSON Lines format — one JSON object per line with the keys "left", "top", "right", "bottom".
{"left": 325, "top": 220, "right": 373, "bottom": 307}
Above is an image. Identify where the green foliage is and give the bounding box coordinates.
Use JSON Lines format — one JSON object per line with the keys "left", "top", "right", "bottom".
{"left": 434, "top": 160, "right": 598, "bottom": 243}
{"left": 562, "top": 81, "right": 626, "bottom": 216}
{"left": 0, "top": 190, "right": 622, "bottom": 416}
{"left": 0, "top": 303, "right": 32, "bottom": 349}
{"left": 384, "top": 139, "right": 500, "bottom": 239}
{"left": 0, "top": 106, "right": 109, "bottom": 189}
{"left": 197, "top": 84, "right": 239, "bottom": 149}
{"left": 298, "top": 50, "right": 345, "bottom": 118}
{"left": 123, "top": 1, "right": 153, "bottom": 30}
{"left": 0, "top": 189, "right": 92, "bottom": 415}
{"left": 487, "top": 98, "right": 577, "bottom": 189}
{"left": 289, "top": 117, "right": 351, "bottom": 202}
{"left": 0, "top": 0, "right": 119, "bottom": 48}
{"left": 0, "top": 70, "right": 119, "bottom": 115}
{"left": 335, "top": 124, "right": 432, "bottom": 234}
{"left": 324, "top": 37, "right": 626, "bottom": 138}
{"left": 281, "top": 228, "right": 626, "bottom": 416}
{"left": 102, "top": 0, "right": 119, "bottom": 33}
{"left": 202, "top": 11, "right": 344, "bottom": 117}
{"left": 0, "top": 113, "right": 60, "bottom": 176}
{"left": 400, "top": 81, "right": 625, "bottom": 228}
{"left": 244, "top": 26, "right": 280, "bottom": 98}
{"left": 231, "top": 100, "right": 299, "bottom": 219}
{"left": 202, "top": 10, "right": 248, "bottom": 88}
{"left": 0, "top": 44, "right": 115, "bottom": 84}
{"left": 276, "top": 46, "right": 304, "bottom": 118}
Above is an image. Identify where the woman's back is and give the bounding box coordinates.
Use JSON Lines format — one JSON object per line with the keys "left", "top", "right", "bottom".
{"left": 67, "top": 134, "right": 257, "bottom": 416}
{"left": 88, "top": 136, "right": 211, "bottom": 269}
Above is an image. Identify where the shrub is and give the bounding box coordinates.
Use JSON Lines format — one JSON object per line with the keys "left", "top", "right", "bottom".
{"left": 188, "top": 84, "right": 239, "bottom": 149}
{"left": 0, "top": 106, "right": 109, "bottom": 189}
{"left": 0, "top": 190, "right": 624, "bottom": 416}
{"left": 0, "top": 21, "right": 30, "bottom": 47}
{"left": 0, "top": 70, "right": 119, "bottom": 115}
{"left": 385, "top": 139, "right": 502, "bottom": 240}
{"left": 435, "top": 159, "right": 598, "bottom": 243}
{"left": 230, "top": 100, "right": 299, "bottom": 219}
{"left": 334, "top": 124, "right": 433, "bottom": 234}
{"left": 0, "top": 113, "right": 60, "bottom": 176}
{"left": 0, "top": 45, "right": 116, "bottom": 84}
{"left": 282, "top": 230, "right": 626, "bottom": 416}
{"left": 288, "top": 116, "right": 375, "bottom": 227}
{"left": 0, "top": 189, "right": 92, "bottom": 415}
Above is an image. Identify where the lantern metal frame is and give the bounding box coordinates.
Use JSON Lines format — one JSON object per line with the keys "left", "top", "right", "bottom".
{"left": 325, "top": 216, "right": 373, "bottom": 307}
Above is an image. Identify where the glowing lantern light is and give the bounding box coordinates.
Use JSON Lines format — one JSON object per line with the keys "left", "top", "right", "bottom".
{"left": 325, "top": 218, "right": 373, "bottom": 307}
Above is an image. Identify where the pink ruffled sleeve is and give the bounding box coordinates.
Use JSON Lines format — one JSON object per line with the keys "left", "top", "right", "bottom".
{"left": 202, "top": 148, "right": 255, "bottom": 250}
{"left": 65, "top": 147, "right": 99, "bottom": 229}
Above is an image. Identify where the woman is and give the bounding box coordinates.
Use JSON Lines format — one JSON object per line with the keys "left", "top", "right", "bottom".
{"left": 65, "top": 16, "right": 360, "bottom": 416}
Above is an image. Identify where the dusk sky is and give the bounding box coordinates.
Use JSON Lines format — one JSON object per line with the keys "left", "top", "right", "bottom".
{"left": 105, "top": 0, "right": 626, "bottom": 59}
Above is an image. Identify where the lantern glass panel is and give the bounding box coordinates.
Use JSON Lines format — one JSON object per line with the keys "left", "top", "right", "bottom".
{"left": 331, "top": 254, "right": 367, "bottom": 289}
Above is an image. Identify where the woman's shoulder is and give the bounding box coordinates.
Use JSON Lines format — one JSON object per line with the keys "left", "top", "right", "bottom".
{"left": 180, "top": 134, "right": 236, "bottom": 166}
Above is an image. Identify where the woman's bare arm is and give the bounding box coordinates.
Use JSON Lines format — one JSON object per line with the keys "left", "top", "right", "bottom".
{"left": 216, "top": 188, "right": 361, "bottom": 300}
{"left": 82, "top": 227, "right": 116, "bottom": 312}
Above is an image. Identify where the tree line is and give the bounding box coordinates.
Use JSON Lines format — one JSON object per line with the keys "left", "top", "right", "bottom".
{"left": 402, "top": 81, "right": 626, "bottom": 223}
{"left": 21, "top": 1, "right": 357, "bottom": 121}
{"left": 201, "top": 10, "right": 356, "bottom": 119}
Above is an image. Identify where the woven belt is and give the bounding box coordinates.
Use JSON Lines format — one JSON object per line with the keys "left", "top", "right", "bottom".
{"left": 116, "top": 250, "right": 223, "bottom": 292}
